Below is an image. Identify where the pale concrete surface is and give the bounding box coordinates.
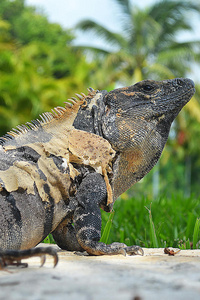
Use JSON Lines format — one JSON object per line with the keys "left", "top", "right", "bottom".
{"left": 1, "top": 245, "right": 200, "bottom": 300}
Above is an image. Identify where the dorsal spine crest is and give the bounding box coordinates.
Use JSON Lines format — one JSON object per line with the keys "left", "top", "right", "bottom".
{"left": 0, "top": 88, "right": 98, "bottom": 144}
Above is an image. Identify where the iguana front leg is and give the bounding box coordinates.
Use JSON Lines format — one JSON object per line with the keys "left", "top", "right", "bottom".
{"left": 73, "top": 173, "right": 143, "bottom": 256}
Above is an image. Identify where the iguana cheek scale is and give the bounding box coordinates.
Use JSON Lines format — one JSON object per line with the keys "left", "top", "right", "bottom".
{"left": 0, "top": 78, "right": 195, "bottom": 268}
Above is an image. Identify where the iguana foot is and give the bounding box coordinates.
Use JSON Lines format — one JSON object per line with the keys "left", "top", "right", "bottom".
{"left": 94, "top": 242, "right": 144, "bottom": 256}
{"left": 107, "top": 243, "right": 144, "bottom": 256}
{"left": 0, "top": 247, "right": 58, "bottom": 270}
{"left": 123, "top": 245, "right": 144, "bottom": 256}
{"left": 79, "top": 241, "right": 144, "bottom": 256}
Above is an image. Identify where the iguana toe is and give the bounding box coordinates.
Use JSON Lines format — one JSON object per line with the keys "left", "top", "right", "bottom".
{"left": 124, "top": 246, "right": 144, "bottom": 256}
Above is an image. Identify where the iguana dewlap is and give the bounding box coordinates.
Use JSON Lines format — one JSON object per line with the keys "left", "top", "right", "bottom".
{"left": 68, "top": 129, "right": 115, "bottom": 204}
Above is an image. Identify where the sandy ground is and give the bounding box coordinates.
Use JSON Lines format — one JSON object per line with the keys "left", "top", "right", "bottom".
{"left": 0, "top": 245, "right": 200, "bottom": 300}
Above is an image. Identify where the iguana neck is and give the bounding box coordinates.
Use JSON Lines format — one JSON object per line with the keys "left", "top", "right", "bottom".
{"left": 73, "top": 90, "right": 107, "bottom": 135}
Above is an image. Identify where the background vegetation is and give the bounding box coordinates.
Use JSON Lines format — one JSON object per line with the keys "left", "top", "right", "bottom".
{"left": 1, "top": 0, "right": 200, "bottom": 248}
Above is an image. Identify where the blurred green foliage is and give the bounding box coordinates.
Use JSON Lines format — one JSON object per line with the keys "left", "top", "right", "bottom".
{"left": 0, "top": 0, "right": 200, "bottom": 201}
{"left": 0, "top": 0, "right": 114, "bottom": 135}
{"left": 77, "top": 0, "right": 200, "bottom": 83}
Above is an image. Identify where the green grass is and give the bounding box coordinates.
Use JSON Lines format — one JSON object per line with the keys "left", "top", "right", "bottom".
{"left": 44, "top": 194, "right": 200, "bottom": 249}
{"left": 101, "top": 194, "right": 200, "bottom": 249}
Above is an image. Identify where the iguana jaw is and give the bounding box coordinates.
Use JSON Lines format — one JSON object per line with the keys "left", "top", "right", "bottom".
{"left": 147, "top": 78, "right": 195, "bottom": 120}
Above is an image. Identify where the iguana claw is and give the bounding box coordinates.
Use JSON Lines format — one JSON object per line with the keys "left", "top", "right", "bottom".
{"left": 124, "top": 246, "right": 144, "bottom": 256}
{"left": 0, "top": 247, "right": 58, "bottom": 270}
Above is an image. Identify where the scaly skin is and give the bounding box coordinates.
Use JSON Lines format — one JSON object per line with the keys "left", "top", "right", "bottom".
{"left": 0, "top": 78, "right": 195, "bottom": 268}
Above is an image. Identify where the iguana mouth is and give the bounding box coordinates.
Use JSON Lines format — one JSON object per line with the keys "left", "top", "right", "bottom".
{"left": 167, "top": 86, "right": 195, "bottom": 110}
{"left": 180, "top": 87, "right": 195, "bottom": 102}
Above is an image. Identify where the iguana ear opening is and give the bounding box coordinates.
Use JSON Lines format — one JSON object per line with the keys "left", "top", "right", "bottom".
{"left": 103, "top": 93, "right": 114, "bottom": 109}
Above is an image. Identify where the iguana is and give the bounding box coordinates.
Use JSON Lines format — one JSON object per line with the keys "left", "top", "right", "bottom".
{"left": 0, "top": 78, "right": 195, "bottom": 268}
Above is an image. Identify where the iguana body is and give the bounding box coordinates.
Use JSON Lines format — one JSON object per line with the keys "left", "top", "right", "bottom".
{"left": 0, "top": 78, "right": 195, "bottom": 267}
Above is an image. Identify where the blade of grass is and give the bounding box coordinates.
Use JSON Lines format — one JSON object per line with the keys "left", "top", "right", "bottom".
{"left": 145, "top": 205, "right": 159, "bottom": 248}
{"left": 193, "top": 218, "right": 200, "bottom": 249}
{"left": 119, "top": 228, "right": 125, "bottom": 243}
{"left": 186, "top": 239, "right": 191, "bottom": 249}
{"left": 186, "top": 213, "right": 196, "bottom": 239}
{"left": 100, "top": 211, "right": 115, "bottom": 244}
{"left": 42, "top": 234, "right": 55, "bottom": 244}
{"left": 43, "top": 235, "right": 50, "bottom": 243}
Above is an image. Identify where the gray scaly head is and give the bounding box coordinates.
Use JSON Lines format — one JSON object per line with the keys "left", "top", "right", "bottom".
{"left": 100, "top": 78, "right": 195, "bottom": 199}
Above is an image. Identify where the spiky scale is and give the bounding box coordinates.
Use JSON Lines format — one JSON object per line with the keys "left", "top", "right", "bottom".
{"left": 71, "top": 97, "right": 78, "bottom": 102}
{"left": 75, "top": 93, "right": 83, "bottom": 99}
{"left": 87, "top": 87, "right": 94, "bottom": 92}
{"left": 64, "top": 101, "right": 73, "bottom": 107}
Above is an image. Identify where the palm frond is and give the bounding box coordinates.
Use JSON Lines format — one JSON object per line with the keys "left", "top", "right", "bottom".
{"left": 75, "top": 0, "right": 200, "bottom": 85}
{"left": 73, "top": 45, "right": 111, "bottom": 55}
{"left": 150, "top": 0, "right": 200, "bottom": 23}
{"left": 113, "top": 0, "right": 132, "bottom": 17}
{"left": 149, "top": 0, "right": 200, "bottom": 38}
{"left": 172, "top": 40, "right": 200, "bottom": 48}
{"left": 146, "top": 63, "right": 175, "bottom": 80}
{"left": 76, "top": 20, "right": 126, "bottom": 48}
{"left": 157, "top": 46, "right": 197, "bottom": 63}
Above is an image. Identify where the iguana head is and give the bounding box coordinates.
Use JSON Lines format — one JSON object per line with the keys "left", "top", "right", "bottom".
{"left": 101, "top": 78, "right": 195, "bottom": 199}
{"left": 102, "top": 78, "right": 195, "bottom": 151}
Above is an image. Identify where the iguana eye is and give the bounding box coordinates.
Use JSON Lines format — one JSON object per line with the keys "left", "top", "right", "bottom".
{"left": 142, "top": 84, "right": 155, "bottom": 92}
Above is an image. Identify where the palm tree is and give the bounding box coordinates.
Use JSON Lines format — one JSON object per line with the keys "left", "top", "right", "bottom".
{"left": 76, "top": 0, "right": 200, "bottom": 197}
{"left": 76, "top": 0, "right": 200, "bottom": 85}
